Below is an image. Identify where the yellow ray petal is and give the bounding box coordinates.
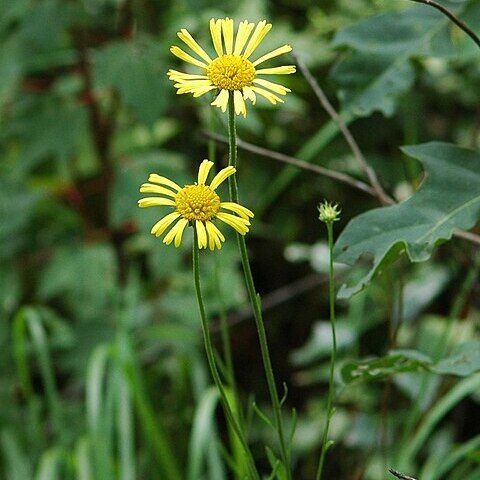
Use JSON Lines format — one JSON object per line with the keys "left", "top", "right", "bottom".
{"left": 209, "top": 18, "right": 224, "bottom": 56}
{"left": 163, "top": 217, "right": 188, "bottom": 247}
{"left": 177, "top": 29, "right": 212, "bottom": 64}
{"left": 234, "top": 89, "right": 247, "bottom": 116}
{"left": 243, "top": 21, "right": 272, "bottom": 59}
{"left": 205, "top": 221, "right": 224, "bottom": 250}
{"left": 220, "top": 202, "right": 254, "bottom": 219}
{"left": 170, "top": 46, "right": 208, "bottom": 69}
{"left": 221, "top": 18, "right": 234, "bottom": 55}
{"left": 195, "top": 221, "right": 208, "bottom": 248}
{"left": 148, "top": 174, "right": 182, "bottom": 191}
{"left": 216, "top": 212, "right": 250, "bottom": 235}
{"left": 151, "top": 212, "right": 181, "bottom": 237}
{"left": 253, "top": 78, "right": 291, "bottom": 95}
{"left": 211, "top": 89, "right": 230, "bottom": 112}
{"left": 167, "top": 69, "right": 208, "bottom": 80}
{"left": 173, "top": 79, "right": 213, "bottom": 89}
{"left": 140, "top": 183, "right": 178, "bottom": 197}
{"left": 250, "top": 86, "right": 284, "bottom": 104}
{"left": 252, "top": 44, "right": 292, "bottom": 67}
{"left": 233, "top": 20, "right": 255, "bottom": 55}
{"left": 138, "top": 197, "right": 175, "bottom": 208}
{"left": 191, "top": 85, "right": 216, "bottom": 97}
{"left": 256, "top": 65, "right": 296, "bottom": 75}
{"left": 198, "top": 159, "right": 214, "bottom": 185}
{"left": 242, "top": 86, "right": 257, "bottom": 104}
{"left": 209, "top": 166, "right": 236, "bottom": 190}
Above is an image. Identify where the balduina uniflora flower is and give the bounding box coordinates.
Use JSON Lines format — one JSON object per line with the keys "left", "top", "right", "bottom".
{"left": 167, "top": 18, "right": 296, "bottom": 116}
{"left": 138, "top": 160, "right": 254, "bottom": 250}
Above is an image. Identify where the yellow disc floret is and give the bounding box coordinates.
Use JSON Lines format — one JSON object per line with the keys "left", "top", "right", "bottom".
{"left": 175, "top": 184, "right": 221, "bottom": 222}
{"left": 207, "top": 54, "right": 256, "bottom": 91}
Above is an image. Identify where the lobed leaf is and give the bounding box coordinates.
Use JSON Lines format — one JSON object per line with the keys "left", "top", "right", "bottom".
{"left": 335, "top": 142, "right": 480, "bottom": 298}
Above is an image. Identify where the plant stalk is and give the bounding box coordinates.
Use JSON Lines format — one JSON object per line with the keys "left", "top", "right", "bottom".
{"left": 227, "top": 94, "right": 292, "bottom": 478}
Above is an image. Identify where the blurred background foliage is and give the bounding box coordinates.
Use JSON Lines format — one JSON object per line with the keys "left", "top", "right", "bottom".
{"left": 0, "top": 0, "right": 479, "bottom": 479}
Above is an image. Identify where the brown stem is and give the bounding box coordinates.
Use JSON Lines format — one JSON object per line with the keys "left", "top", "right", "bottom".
{"left": 406, "top": 0, "right": 480, "bottom": 50}
{"left": 293, "top": 52, "right": 395, "bottom": 206}
{"left": 203, "top": 131, "right": 377, "bottom": 197}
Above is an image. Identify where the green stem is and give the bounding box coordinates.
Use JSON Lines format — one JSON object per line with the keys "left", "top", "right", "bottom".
{"left": 209, "top": 103, "right": 237, "bottom": 394}
{"left": 192, "top": 231, "right": 260, "bottom": 480}
{"left": 315, "top": 221, "right": 337, "bottom": 480}
{"left": 227, "top": 94, "right": 292, "bottom": 478}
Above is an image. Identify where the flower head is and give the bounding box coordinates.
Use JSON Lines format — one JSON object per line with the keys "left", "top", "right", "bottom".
{"left": 138, "top": 160, "right": 254, "bottom": 250}
{"left": 318, "top": 201, "right": 341, "bottom": 224}
{"left": 167, "top": 18, "right": 296, "bottom": 116}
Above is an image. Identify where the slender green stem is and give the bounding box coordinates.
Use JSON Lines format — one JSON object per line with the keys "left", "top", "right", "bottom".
{"left": 209, "top": 103, "right": 237, "bottom": 393}
{"left": 315, "top": 221, "right": 338, "bottom": 480}
{"left": 227, "top": 94, "right": 292, "bottom": 478}
{"left": 192, "top": 232, "right": 260, "bottom": 480}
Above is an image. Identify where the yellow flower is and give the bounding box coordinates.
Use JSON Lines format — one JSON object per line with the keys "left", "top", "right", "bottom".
{"left": 167, "top": 17, "right": 296, "bottom": 116}
{"left": 138, "top": 160, "right": 254, "bottom": 250}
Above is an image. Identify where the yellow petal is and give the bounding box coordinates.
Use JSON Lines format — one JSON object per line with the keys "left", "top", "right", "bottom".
{"left": 195, "top": 221, "right": 208, "bottom": 248}
{"left": 148, "top": 174, "right": 182, "bottom": 191}
{"left": 242, "top": 86, "right": 257, "bottom": 104}
{"left": 138, "top": 197, "right": 175, "bottom": 208}
{"left": 163, "top": 218, "right": 188, "bottom": 247}
{"left": 209, "top": 18, "right": 224, "bottom": 56}
{"left": 234, "top": 90, "right": 246, "bottom": 116}
{"left": 198, "top": 159, "right": 214, "bottom": 185}
{"left": 256, "top": 65, "right": 296, "bottom": 75}
{"left": 209, "top": 166, "right": 236, "bottom": 190}
{"left": 167, "top": 69, "right": 208, "bottom": 80}
{"left": 191, "top": 86, "right": 216, "bottom": 97}
{"left": 220, "top": 202, "right": 254, "bottom": 219}
{"left": 170, "top": 46, "right": 208, "bottom": 69}
{"left": 139, "top": 184, "right": 178, "bottom": 197}
{"left": 250, "top": 86, "right": 284, "bottom": 104}
{"left": 233, "top": 20, "right": 255, "bottom": 55}
{"left": 252, "top": 44, "right": 292, "bottom": 67}
{"left": 253, "top": 78, "right": 291, "bottom": 95}
{"left": 205, "top": 221, "right": 224, "bottom": 250}
{"left": 221, "top": 18, "right": 234, "bottom": 55}
{"left": 151, "top": 212, "right": 181, "bottom": 237}
{"left": 177, "top": 29, "right": 212, "bottom": 64}
{"left": 211, "top": 89, "right": 230, "bottom": 112}
{"left": 216, "top": 212, "right": 250, "bottom": 235}
{"left": 243, "top": 21, "right": 272, "bottom": 59}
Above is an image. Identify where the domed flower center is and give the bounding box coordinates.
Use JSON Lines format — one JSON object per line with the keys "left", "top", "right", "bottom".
{"left": 207, "top": 54, "right": 256, "bottom": 91}
{"left": 175, "top": 185, "right": 221, "bottom": 222}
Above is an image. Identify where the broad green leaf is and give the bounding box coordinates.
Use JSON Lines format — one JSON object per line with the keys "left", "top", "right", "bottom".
{"left": 335, "top": 142, "right": 480, "bottom": 298}
{"left": 331, "top": 3, "right": 466, "bottom": 117}
{"left": 433, "top": 341, "right": 480, "bottom": 376}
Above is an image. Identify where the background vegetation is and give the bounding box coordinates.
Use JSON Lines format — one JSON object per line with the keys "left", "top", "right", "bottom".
{"left": 1, "top": 0, "right": 479, "bottom": 479}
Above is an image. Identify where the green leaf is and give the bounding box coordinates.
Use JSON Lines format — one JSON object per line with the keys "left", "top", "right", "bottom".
{"left": 331, "top": 4, "right": 465, "bottom": 117}
{"left": 335, "top": 142, "right": 480, "bottom": 298}
{"left": 341, "top": 352, "right": 431, "bottom": 384}
{"left": 433, "top": 341, "right": 480, "bottom": 376}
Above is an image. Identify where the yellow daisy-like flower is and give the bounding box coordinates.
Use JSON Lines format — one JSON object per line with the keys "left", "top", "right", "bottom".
{"left": 167, "top": 17, "right": 296, "bottom": 116}
{"left": 138, "top": 160, "right": 254, "bottom": 250}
